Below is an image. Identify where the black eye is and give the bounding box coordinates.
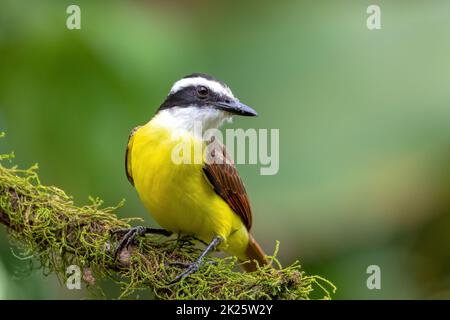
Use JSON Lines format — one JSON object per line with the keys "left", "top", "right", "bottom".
{"left": 197, "top": 86, "right": 209, "bottom": 98}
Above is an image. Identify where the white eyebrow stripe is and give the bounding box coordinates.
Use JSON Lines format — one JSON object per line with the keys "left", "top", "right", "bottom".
{"left": 169, "top": 77, "right": 234, "bottom": 98}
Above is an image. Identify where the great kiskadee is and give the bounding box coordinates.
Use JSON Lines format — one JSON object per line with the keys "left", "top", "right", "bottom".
{"left": 116, "top": 73, "right": 268, "bottom": 282}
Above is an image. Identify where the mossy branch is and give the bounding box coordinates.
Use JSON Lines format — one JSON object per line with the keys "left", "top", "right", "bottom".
{"left": 0, "top": 143, "right": 335, "bottom": 299}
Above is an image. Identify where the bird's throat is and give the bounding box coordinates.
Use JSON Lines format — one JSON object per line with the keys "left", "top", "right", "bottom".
{"left": 151, "top": 107, "right": 231, "bottom": 139}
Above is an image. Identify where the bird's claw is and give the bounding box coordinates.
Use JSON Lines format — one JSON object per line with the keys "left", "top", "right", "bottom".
{"left": 169, "top": 261, "right": 201, "bottom": 284}
{"left": 168, "top": 236, "right": 222, "bottom": 284}
{"left": 113, "top": 226, "right": 147, "bottom": 259}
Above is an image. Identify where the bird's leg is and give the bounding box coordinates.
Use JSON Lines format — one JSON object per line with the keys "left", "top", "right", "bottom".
{"left": 170, "top": 235, "right": 222, "bottom": 284}
{"left": 112, "top": 226, "right": 172, "bottom": 259}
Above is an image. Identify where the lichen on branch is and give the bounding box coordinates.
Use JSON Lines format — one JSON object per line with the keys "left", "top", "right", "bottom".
{"left": 0, "top": 137, "right": 335, "bottom": 300}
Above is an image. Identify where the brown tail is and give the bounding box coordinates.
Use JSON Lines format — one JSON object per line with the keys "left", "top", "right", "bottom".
{"left": 241, "top": 234, "right": 270, "bottom": 272}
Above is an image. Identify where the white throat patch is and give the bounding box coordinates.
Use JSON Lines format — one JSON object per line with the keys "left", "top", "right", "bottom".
{"left": 151, "top": 107, "right": 232, "bottom": 138}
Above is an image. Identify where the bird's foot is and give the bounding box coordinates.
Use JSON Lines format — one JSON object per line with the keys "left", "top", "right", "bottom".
{"left": 112, "top": 226, "right": 172, "bottom": 259}
{"left": 113, "top": 226, "right": 146, "bottom": 259}
{"left": 168, "top": 235, "right": 222, "bottom": 284}
{"left": 169, "top": 260, "right": 202, "bottom": 284}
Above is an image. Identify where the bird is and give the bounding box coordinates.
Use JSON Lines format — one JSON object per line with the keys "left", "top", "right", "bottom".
{"left": 116, "top": 73, "right": 269, "bottom": 282}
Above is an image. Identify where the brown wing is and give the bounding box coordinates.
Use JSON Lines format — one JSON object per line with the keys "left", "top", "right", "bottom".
{"left": 202, "top": 142, "right": 253, "bottom": 230}
{"left": 125, "top": 126, "right": 141, "bottom": 186}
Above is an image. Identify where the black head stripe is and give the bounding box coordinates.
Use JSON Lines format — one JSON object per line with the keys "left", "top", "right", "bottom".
{"left": 158, "top": 83, "right": 227, "bottom": 112}
{"left": 159, "top": 86, "right": 196, "bottom": 111}
{"left": 157, "top": 74, "right": 232, "bottom": 112}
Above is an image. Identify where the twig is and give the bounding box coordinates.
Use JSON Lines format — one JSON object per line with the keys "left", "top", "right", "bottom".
{"left": 0, "top": 149, "right": 335, "bottom": 299}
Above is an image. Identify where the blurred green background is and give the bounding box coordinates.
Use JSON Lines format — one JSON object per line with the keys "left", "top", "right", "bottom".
{"left": 1, "top": 0, "right": 450, "bottom": 299}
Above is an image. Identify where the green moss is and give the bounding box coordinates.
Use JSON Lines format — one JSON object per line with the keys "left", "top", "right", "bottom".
{"left": 0, "top": 135, "right": 335, "bottom": 299}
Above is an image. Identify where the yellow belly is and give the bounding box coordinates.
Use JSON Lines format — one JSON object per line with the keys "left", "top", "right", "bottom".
{"left": 130, "top": 122, "right": 249, "bottom": 257}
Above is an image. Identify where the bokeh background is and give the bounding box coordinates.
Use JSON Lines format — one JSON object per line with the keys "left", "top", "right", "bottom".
{"left": 1, "top": 0, "right": 450, "bottom": 299}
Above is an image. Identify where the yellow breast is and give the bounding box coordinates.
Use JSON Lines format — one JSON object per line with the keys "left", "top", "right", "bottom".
{"left": 130, "top": 121, "right": 248, "bottom": 251}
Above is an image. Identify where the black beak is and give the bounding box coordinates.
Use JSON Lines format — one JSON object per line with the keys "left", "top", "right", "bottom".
{"left": 213, "top": 100, "right": 258, "bottom": 117}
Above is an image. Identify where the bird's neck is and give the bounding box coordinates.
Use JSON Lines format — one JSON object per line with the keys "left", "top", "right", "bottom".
{"left": 150, "top": 107, "right": 232, "bottom": 139}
